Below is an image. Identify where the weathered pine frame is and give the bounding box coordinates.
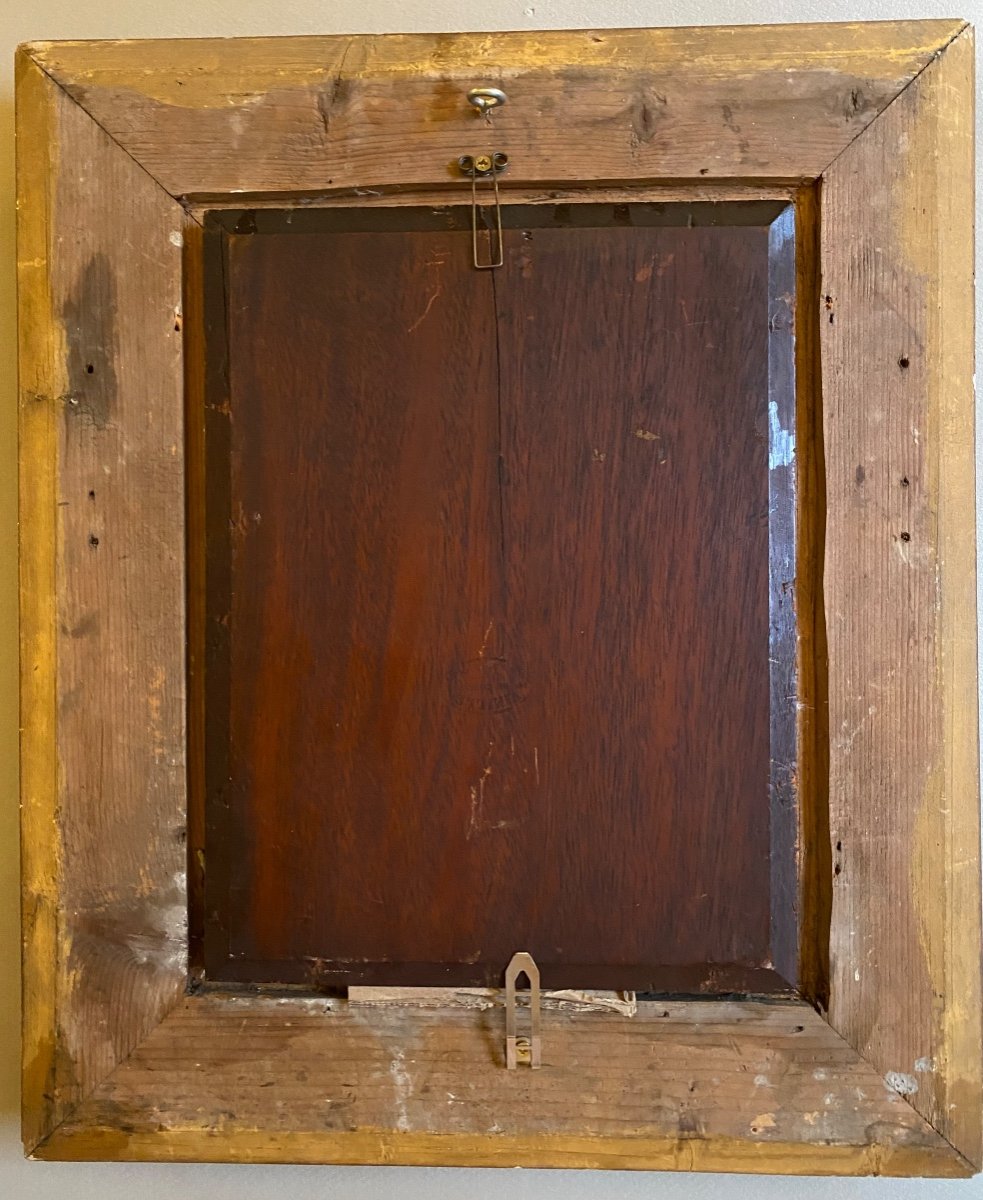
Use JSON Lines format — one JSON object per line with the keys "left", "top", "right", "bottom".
{"left": 16, "top": 21, "right": 981, "bottom": 1175}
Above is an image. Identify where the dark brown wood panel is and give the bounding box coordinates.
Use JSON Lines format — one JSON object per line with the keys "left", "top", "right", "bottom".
{"left": 201, "top": 203, "right": 796, "bottom": 991}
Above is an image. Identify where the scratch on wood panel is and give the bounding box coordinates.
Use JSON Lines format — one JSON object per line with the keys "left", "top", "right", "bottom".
{"left": 467, "top": 785, "right": 479, "bottom": 838}
{"left": 406, "top": 286, "right": 441, "bottom": 335}
{"left": 467, "top": 766, "right": 499, "bottom": 838}
{"left": 148, "top": 664, "right": 167, "bottom": 763}
{"left": 834, "top": 705, "right": 876, "bottom": 756}
{"left": 893, "top": 536, "right": 913, "bottom": 565}
{"left": 467, "top": 739, "right": 497, "bottom": 838}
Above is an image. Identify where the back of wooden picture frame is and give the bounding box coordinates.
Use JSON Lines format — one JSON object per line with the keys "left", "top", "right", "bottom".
{"left": 16, "top": 20, "right": 982, "bottom": 1175}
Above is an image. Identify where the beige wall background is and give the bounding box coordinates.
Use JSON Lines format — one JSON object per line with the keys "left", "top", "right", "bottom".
{"left": 2, "top": 2, "right": 981, "bottom": 1196}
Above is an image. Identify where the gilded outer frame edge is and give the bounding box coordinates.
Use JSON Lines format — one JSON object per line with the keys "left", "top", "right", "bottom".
{"left": 24, "top": 1131, "right": 976, "bottom": 1175}
{"left": 16, "top": 20, "right": 981, "bottom": 1174}
{"left": 16, "top": 43, "right": 62, "bottom": 1158}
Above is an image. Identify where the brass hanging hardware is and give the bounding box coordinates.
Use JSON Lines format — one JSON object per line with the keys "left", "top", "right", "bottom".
{"left": 458, "top": 152, "right": 509, "bottom": 270}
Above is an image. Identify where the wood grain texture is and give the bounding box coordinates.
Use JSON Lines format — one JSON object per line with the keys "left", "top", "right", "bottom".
{"left": 201, "top": 205, "right": 789, "bottom": 992}
{"left": 35, "top": 995, "right": 967, "bottom": 1175}
{"left": 17, "top": 50, "right": 189, "bottom": 1151}
{"left": 821, "top": 26, "right": 981, "bottom": 1168}
{"left": 23, "top": 21, "right": 965, "bottom": 199}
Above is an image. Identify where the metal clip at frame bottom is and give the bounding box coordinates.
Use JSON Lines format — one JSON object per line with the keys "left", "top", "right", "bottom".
{"left": 505, "top": 951, "right": 541, "bottom": 1069}
{"left": 458, "top": 152, "right": 509, "bottom": 269}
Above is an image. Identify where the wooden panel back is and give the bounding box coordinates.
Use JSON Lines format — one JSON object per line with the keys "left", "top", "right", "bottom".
{"left": 201, "top": 203, "right": 794, "bottom": 991}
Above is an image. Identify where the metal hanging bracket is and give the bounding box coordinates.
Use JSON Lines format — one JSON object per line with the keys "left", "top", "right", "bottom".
{"left": 458, "top": 152, "right": 509, "bottom": 270}
{"left": 467, "top": 86, "right": 508, "bottom": 119}
{"left": 505, "top": 951, "right": 542, "bottom": 1069}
